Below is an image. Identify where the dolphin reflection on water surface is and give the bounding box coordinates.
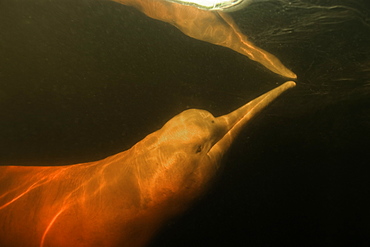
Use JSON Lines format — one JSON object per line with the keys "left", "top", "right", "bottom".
{"left": 111, "top": 0, "right": 297, "bottom": 79}
{"left": 0, "top": 81, "right": 295, "bottom": 247}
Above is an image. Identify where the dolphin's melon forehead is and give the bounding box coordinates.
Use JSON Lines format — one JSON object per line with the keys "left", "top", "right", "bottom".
{"left": 162, "top": 109, "right": 216, "bottom": 130}
{"left": 164, "top": 109, "right": 215, "bottom": 129}
{"left": 174, "top": 109, "right": 214, "bottom": 122}
{"left": 158, "top": 109, "right": 216, "bottom": 142}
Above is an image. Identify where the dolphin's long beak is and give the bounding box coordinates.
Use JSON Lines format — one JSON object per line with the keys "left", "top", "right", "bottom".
{"left": 208, "top": 81, "right": 296, "bottom": 160}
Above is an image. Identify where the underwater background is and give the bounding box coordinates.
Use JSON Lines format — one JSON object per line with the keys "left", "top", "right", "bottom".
{"left": 0, "top": 0, "right": 369, "bottom": 246}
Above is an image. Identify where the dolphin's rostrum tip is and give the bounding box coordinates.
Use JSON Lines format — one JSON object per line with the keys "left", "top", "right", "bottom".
{"left": 285, "top": 80, "right": 297, "bottom": 88}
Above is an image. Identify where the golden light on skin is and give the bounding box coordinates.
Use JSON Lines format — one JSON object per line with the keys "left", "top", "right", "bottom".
{"left": 164, "top": 0, "right": 251, "bottom": 11}
{"left": 111, "top": 0, "right": 297, "bottom": 79}
{"left": 0, "top": 81, "right": 295, "bottom": 247}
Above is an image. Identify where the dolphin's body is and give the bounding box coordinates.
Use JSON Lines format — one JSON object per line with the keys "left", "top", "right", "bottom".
{"left": 0, "top": 81, "right": 295, "bottom": 247}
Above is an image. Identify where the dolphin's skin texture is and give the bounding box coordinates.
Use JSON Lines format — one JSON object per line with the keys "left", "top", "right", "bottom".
{"left": 111, "top": 0, "right": 297, "bottom": 79}
{"left": 0, "top": 81, "right": 295, "bottom": 247}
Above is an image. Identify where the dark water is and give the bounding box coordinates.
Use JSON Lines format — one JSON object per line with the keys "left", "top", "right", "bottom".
{"left": 0, "top": 0, "right": 369, "bottom": 246}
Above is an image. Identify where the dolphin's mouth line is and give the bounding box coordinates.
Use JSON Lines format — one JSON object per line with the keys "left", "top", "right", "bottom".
{"left": 207, "top": 98, "right": 263, "bottom": 157}
{"left": 207, "top": 81, "right": 296, "bottom": 158}
{"left": 222, "top": 97, "right": 265, "bottom": 139}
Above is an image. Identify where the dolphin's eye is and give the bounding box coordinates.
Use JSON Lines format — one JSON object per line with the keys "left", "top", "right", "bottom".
{"left": 196, "top": 145, "right": 202, "bottom": 153}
